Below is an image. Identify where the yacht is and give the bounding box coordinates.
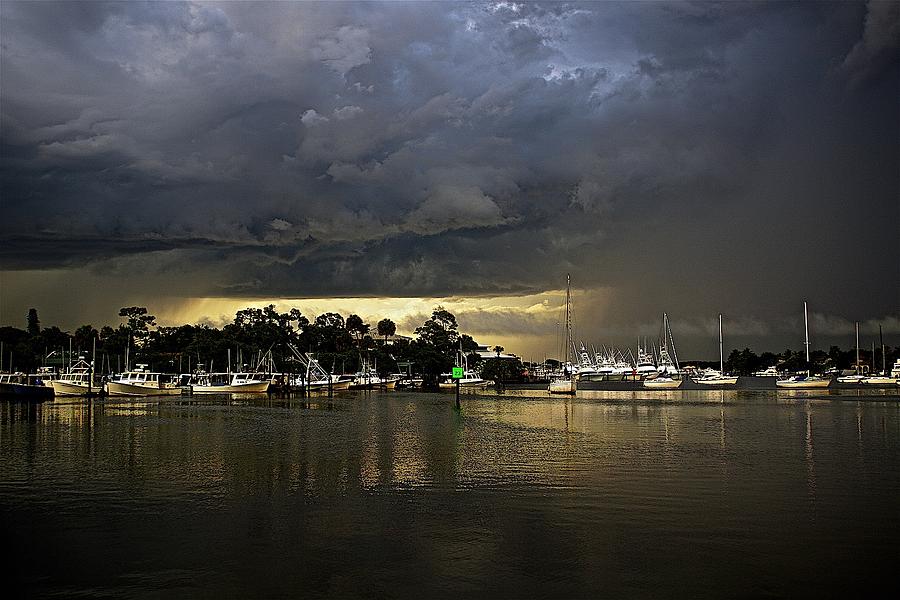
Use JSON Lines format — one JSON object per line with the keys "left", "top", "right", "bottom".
{"left": 633, "top": 346, "right": 658, "bottom": 380}
{"left": 753, "top": 366, "right": 781, "bottom": 377}
{"left": 643, "top": 376, "right": 682, "bottom": 389}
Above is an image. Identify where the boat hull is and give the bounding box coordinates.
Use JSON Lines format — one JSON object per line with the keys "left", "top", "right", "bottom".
{"left": 775, "top": 378, "right": 831, "bottom": 389}
{"left": 548, "top": 379, "right": 576, "bottom": 394}
{"left": 50, "top": 380, "right": 95, "bottom": 396}
{"left": 107, "top": 382, "right": 182, "bottom": 396}
{"left": 643, "top": 379, "right": 682, "bottom": 389}
{"left": 304, "top": 380, "right": 352, "bottom": 391}
{"left": 439, "top": 379, "right": 491, "bottom": 389}
{"left": 861, "top": 377, "right": 897, "bottom": 386}
{"left": 693, "top": 376, "right": 739, "bottom": 386}
{"left": 192, "top": 382, "right": 270, "bottom": 394}
{"left": 0, "top": 382, "right": 54, "bottom": 400}
{"left": 836, "top": 375, "right": 866, "bottom": 385}
{"left": 348, "top": 379, "right": 398, "bottom": 390}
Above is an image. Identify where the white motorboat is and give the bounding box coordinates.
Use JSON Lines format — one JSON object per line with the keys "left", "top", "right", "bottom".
{"left": 440, "top": 344, "right": 491, "bottom": 388}
{"left": 548, "top": 274, "right": 576, "bottom": 395}
{"left": 753, "top": 366, "right": 781, "bottom": 377}
{"left": 634, "top": 345, "right": 658, "bottom": 379}
{"left": 836, "top": 374, "right": 867, "bottom": 384}
{"left": 347, "top": 356, "right": 398, "bottom": 390}
{"left": 190, "top": 372, "right": 270, "bottom": 394}
{"left": 50, "top": 358, "right": 98, "bottom": 396}
{"left": 107, "top": 366, "right": 181, "bottom": 396}
{"left": 349, "top": 370, "right": 398, "bottom": 390}
{"left": 694, "top": 370, "right": 739, "bottom": 386}
{"left": 643, "top": 376, "right": 682, "bottom": 389}
{"left": 439, "top": 370, "right": 491, "bottom": 389}
{"left": 776, "top": 302, "right": 831, "bottom": 389}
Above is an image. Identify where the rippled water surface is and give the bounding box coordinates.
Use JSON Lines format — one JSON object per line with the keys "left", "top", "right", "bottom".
{"left": 2, "top": 389, "right": 899, "bottom": 598}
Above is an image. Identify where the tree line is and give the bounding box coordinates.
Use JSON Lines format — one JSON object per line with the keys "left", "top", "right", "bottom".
{"left": 721, "top": 344, "right": 898, "bottom": 376}
{"left": 0, "top": 305, "right": 524, "bottom": 387}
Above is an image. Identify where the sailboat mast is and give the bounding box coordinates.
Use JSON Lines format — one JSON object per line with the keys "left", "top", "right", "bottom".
{"left": 564, "top": 273, "right": 571, "bottom": 367}
{"left": 803, "top": 301, "right": 810, "bottom": 366}
{"left": 855, "top": 321, "right": 860, "bottom": 372}
{"left": 880, "top": 324, "right": 885, "bottom": 373}
{"left": 718, "top": 313, "right": 724, "bottom": 373}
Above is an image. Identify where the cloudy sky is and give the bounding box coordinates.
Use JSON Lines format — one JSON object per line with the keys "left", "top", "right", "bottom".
{"left": 1, "top": 1, "right": 898, "bottom": 359}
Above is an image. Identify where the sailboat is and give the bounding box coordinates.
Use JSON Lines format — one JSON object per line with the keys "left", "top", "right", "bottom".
{"left": 693, "top": 314, "right": 739, "bottom": 386}
{"left": 776, "top": 301, "right": 831, "bottom": 388}
{"left": 862, "top": 325, "right": 897, "bottom": 385}
{"left": 549, "top": 274, "right": 576, "bottom": 394}
{"left": 836, "top": 322, "right": 866, "bottom": 385}
{"left": 644, "top": 313, "right": 682, "bottom": 388}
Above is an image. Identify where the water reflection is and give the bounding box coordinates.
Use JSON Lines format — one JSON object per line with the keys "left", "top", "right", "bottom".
{"left": 2, "top": 390, "right": 899, "bottom": 598}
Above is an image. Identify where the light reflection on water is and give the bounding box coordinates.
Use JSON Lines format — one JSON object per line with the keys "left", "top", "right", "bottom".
{"left": 2, "top": 389, "right": 899, "bottom": 598}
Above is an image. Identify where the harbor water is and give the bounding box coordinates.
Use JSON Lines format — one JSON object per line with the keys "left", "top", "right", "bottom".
{"left": 2, "top": 389, "right": 899, "bottom": 598}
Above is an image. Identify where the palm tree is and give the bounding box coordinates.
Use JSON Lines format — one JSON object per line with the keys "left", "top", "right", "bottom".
{"left": 377, "top": 318, "right": 396, "bottom": 345}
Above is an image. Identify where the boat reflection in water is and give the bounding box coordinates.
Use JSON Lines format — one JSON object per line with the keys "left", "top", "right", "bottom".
{"left": 2, "top": 388, "right": 898, "bottom": 599}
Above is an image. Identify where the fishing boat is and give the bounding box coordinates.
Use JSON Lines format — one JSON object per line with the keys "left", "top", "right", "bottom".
{"left": 440, "top": 344, "right": 490, "bottom": 388}
{"left": 549, "top": 274, "right": 576, "bottom": 394}
{"left": 693, "top": 314, "right": 739, "bottom": 386}
{"left": 633, "top": 344, "right": 658, "bottom": 379}
{"left": 107, "top": 365, "right": 182, "bottom": 396}
{"left": 776, "top": 302, "right": 831, "bottom": 389}
{"left": 348, "top": 357, "right": 399, "bottom": 390}
{"left": 298, "top": 355, "right": 352, "bottom": 391}
{"left": 0, "top": 372, "right": 55, "bottom": 400}
{"left": 190, "top": 372, "right": 270, "bottom": 394}
{"left": 50, "top": 357, "right": 98, "bottom": 396}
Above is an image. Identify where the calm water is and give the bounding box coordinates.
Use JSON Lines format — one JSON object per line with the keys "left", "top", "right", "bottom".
{"left": 2, "top": 389, "right": 899, "bottom": 599}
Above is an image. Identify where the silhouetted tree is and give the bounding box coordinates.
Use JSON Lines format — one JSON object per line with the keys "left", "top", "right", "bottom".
{"left": 377, "top": 318, "right": 396, "bottom": 343}
{"left": 27, "top": 308, "right": 40, "bottom": 335}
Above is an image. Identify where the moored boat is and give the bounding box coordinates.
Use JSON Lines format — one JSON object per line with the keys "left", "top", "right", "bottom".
{"left": 692, "top": 314, "right": 739, "bottom": 387}
{"left": 775, "top": 301, "right": 831, "bottom": 389}
{"left": 107, "top": 366, "right": 181, "bottom": 396}
{"left": 190, "top": 372, "right": 270, "bottom": 394}
{"left": 0, "top": 372, "right": 55, "bottom": 400}
{"left": 548, "top": 274, "right": 576, "bottom": 395}
{"left": 50, "top": 358, "right": 97, "bottom": 396}
{"left": 643, "top": 376, "right": 682, "bottom": 389}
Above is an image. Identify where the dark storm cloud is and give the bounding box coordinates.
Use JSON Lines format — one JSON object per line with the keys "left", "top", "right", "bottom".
{"left": 1, "top": 1, "right": 897, "bottom": 345}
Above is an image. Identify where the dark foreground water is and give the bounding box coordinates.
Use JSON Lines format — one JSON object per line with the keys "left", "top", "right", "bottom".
{"left": 2, "top": 389, "right": 899, "bottom": 599}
